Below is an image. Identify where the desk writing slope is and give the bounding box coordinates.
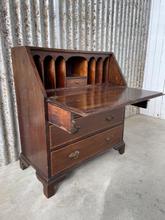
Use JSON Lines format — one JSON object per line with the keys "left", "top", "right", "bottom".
{"left": 48, "top": 86, "right": 162, "bottom": 116}
{"left": 12, "top": 46, "right": 163, "bottom": 198}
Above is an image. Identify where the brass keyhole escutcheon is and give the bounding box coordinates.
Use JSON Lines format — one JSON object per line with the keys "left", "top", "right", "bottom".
{"left": 68, "top": 150, "right": 80, "bottom": 160}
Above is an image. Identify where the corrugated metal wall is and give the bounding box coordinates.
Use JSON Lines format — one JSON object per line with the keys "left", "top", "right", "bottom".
{"left": 0, "top": 0, "right": 151, "bottom": 166}
{"left": 141, "top": 0, "right": 165, "bottom": 119}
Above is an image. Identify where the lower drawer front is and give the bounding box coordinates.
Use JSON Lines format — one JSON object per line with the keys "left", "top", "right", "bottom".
{"left": 51, "top": 124, "right": 123, "bottom": 176}
{"left": 49, "top": 108, "right": 124, "bottom": 149}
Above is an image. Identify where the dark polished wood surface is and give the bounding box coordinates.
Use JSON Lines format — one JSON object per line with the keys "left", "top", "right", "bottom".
{"left": 12, "top": 46, "right": 163, "bottom": 198}
{"left": 12, "top": 47, "right": 49, "bottom": 178}
{"left": 48, "top": 85, "right": 162, "bottom": 116}
{"left": 51, "top": 125, "right": 123, "bottom": 176}
{"left": 49, "top": 108, "right": 124, "bottom": 150}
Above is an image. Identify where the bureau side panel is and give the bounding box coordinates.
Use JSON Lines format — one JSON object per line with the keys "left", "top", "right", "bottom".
{"left": 12, "top": 47, "right": 49, "bottom": 178}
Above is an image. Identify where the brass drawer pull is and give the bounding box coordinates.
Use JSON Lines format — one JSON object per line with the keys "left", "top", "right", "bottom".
{"left": 68, "top": 150, "right": 80, "bottom": 160}
{"left": 105, "top": 116, "right": 114, "bottom": 121}
{"left": 105, "top": 135, "right": 114, "bottom": 142}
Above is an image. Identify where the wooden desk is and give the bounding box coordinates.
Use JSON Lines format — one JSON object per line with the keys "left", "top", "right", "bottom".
{"left": 12, "top": 46, "right": 163, "bottom": 198}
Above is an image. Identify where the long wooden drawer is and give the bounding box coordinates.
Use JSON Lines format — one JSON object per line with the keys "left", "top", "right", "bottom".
{"left": 51, "top": 125, "right": 123, "bottom": 176}
{"left": 49, "top": 108, "right": 124, "bottom": 149}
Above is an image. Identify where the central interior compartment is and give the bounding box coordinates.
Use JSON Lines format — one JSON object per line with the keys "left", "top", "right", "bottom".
{"left": 66, "top": 56, "right": 88, "bottom": 77}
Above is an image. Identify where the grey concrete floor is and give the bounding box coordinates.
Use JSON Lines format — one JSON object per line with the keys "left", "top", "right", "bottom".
{"left": 0, "top": 115, "right": 165, "bottom": 220}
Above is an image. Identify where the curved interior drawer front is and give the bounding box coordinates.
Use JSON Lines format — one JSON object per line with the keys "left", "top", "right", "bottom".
{"left": 49, "top": 108, "right": 124, "bottom": 149}
{"left": 51, "top": 124, "right": 123, "bottom": 176}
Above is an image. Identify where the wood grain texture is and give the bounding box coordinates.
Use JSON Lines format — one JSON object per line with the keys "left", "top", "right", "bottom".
{"left": 33, "top": 55, "right": 43, "bottom": 81}
{"left": 12, "top": 46, "right": 163, "bottom": 198}
{"left": 49, "top": 108, "right": 125, "bottom": 149}
{"left": 66, "top": 57, "right": 88, "bottom": 77}
{"left": 103, "top": 57, "right": 109, "bottom": 83}
{"left": 48, "top": 103, "right": 73, "bottom": 133}
{"left": 88, "top": 58, "right": 96, "bottom": 84}
{"left": 109, "top": 55, "right": 127, "bottom": 86}
{"left": 51, "top": 125, "right": 124, "bottom": 176}
{"left": 48, "top": 85, "right": 163, "bottom": 117}
{"left": 95, "top": 58, "right": 103, "bottom": 84}
{"left": 66, "top": 77, "right": 87, "bottom": 88}
{"left": 12, "top": 47, "right": 49, "bottom": 178}
{"left": 56, "top": 56, "right": 66, "bottom": 88}
{"left": 44, "top": 57, "right": 56, "bottom": 89}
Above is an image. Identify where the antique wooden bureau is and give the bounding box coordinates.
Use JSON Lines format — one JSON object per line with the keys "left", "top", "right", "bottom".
{"left": 12, "top": 46, "right": 162, "bottom": 198}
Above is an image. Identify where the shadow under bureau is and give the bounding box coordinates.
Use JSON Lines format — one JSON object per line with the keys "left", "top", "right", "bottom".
{"left": 12, "top": 47, "right": 163, "bottom": 198}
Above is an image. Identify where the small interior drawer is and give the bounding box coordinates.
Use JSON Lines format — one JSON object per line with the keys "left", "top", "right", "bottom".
{"left": 49, "top": 108, "right": 124, "bottom": 149}
{"left": 51, "top": 124, "right": 123, "bottom": 176}
{"left": 66, "top": 77, "right": 87, "bottom": 88}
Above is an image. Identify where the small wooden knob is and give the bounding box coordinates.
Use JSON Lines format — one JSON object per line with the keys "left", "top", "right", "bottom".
{"left": 105, "top": 137, "right": 110, "bottom": 142}
{"left": 105, "top": 116, "right": 114, "bottom": 121}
